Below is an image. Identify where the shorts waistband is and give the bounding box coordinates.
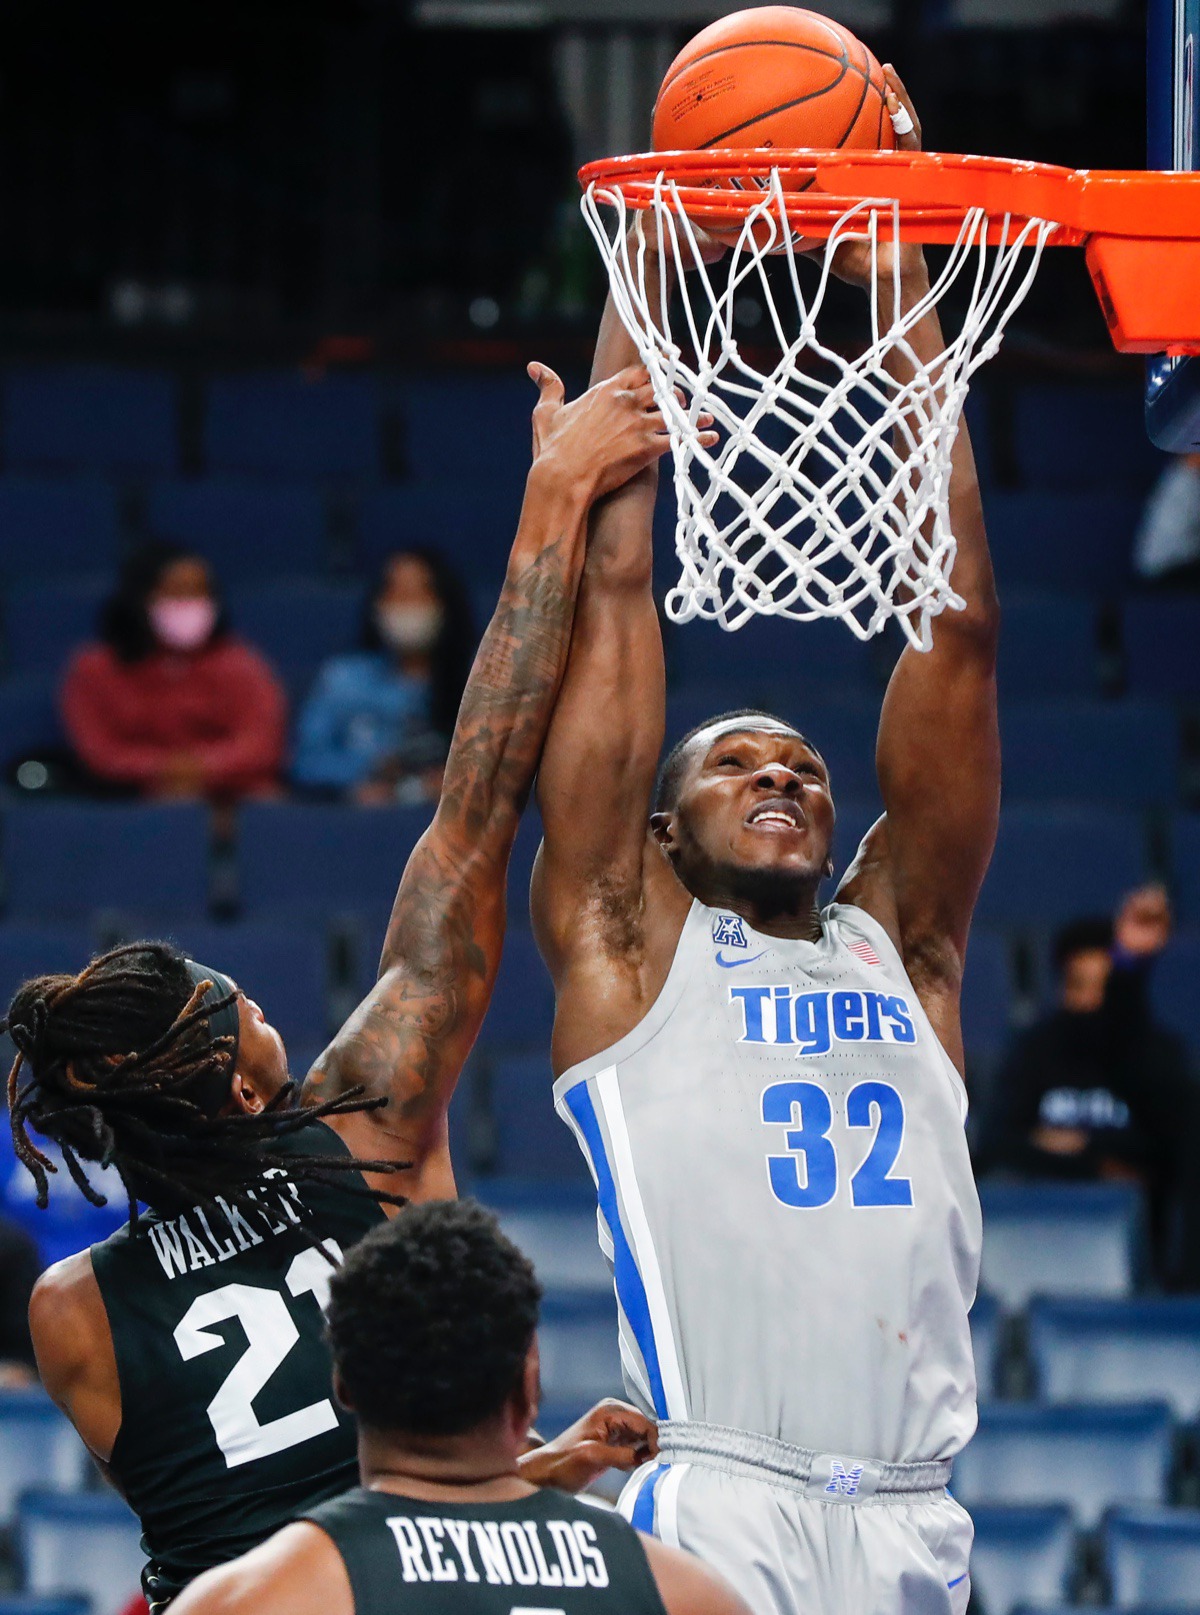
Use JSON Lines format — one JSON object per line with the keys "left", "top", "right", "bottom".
{"left": 656, "top": 1421, "right": 953, "bottom": 1503}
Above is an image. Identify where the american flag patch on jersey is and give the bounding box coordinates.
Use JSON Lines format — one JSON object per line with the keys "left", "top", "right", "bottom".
{"left": 849, "top": 938, "right": 883, "bottom": 968}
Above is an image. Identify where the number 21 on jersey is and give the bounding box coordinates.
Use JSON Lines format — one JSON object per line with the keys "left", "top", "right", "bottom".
{"left": 761, "top": 1081, "right": 913, "bottom": 1209}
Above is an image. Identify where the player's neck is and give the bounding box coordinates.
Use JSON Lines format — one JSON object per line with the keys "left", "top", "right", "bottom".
{"left": 359, "top": 1425, "right": 535, "bottom": 1504}
{"left": 694, "top": 869, "right": 824, "bottom": 941}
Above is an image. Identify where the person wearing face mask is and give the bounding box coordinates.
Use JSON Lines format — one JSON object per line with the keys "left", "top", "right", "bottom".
{"left": 292, "top": 549, "right": 474, "bottom": 804}
{"left": 60, "top": 543, "right": 286, "bottom": 801}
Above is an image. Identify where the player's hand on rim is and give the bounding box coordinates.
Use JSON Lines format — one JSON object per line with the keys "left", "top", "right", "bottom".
{"left": 527, "top": 360, "right": 715, "bottom": 499}
{"left": 826, "top": 64, "right": 927, "bottom": 290}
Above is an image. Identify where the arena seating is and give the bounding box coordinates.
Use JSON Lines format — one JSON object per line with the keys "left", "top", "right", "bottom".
{"left": 0, "top": 365, "right": 1196, "bottom": 1612}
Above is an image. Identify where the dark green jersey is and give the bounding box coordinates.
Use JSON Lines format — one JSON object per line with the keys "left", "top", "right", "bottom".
{"left": 303, "top": 1486, "right": 671, "bottom": 1615}
{"left": 90, "top": 1121, "right": 387, "bottom": 1611}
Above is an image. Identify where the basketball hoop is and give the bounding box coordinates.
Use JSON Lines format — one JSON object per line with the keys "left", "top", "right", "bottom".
{"left": 580, "top": 149, "right": 1200, "bottom": 647}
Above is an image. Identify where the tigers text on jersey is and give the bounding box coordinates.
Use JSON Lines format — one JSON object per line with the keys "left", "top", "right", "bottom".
{"left": 303, "top": 1486, "right": 669, "bottom": 1615}
{"left": 89, "top": 1121, "right": 386, "bottom": 1609}
{"left": 554, "top": 900, "right": 981, "bottom": 1466}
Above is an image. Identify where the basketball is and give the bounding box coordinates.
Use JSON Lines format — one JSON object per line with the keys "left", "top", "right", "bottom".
{"left": 651, "top": 5, "right": 895, "bottom": 158}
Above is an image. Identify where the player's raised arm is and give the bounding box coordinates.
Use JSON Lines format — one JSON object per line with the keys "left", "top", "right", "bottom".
{"left": 532, "top": 242, "right": 717, "bottom": 1073}
{"left": 837, "top": 71, "right": 1001, "bottom": 1071}
{"left": 303, "top": 366, "right": 674, "bottom": 1195}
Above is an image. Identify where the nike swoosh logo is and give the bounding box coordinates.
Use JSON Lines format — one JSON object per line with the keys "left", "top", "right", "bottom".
{"left": 714, "top": 949, "right": 769, "bottom": 969}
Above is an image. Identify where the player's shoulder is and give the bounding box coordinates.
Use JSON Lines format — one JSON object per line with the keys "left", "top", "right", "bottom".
{"left": 29, "top": 1249, "right": 106, "bottom": 1375}
{"left": 639, "top": 1532, "right": 752, "bottom": 1615}
{"left": 171, "top": 1521, "right": 348, "bottom": 1615}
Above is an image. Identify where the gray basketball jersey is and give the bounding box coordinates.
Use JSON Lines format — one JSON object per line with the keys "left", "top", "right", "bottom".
{"left": 554, "top": 899, "right": 981, "bottom": 1466}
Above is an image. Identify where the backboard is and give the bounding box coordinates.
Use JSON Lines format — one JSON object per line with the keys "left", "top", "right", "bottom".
{"left": 1146, "top": 0, "right": 1200, "bottom": 449}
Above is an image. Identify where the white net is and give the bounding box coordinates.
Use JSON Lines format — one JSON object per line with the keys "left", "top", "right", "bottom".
{"left": 581, "top": 168, "right": 1056, "bottom": 648}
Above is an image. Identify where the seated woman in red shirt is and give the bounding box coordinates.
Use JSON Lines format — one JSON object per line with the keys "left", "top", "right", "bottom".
{"left": 61, "top": 544, "right": 286, "bottom": 800}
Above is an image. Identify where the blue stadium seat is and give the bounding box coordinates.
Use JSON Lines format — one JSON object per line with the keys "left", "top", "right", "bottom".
{"left": 985, "top": 491, "right": 1142, "bottom": 594}
{"left": 1105, "top": 1506, "right": 1200, "bottom": 1608}
{"left": 1029, "top": 1299, "right": 1200, "bottom": 1423}
{"left": 396, "top": 374, "right": 538, "bottom": 501}
{"left": 0, "top": 1599, "right": 91, "bottom": 1615}
{"left": 1000, "top": 702, "right": 1179, "bottom": 807}
{"left": 1151, "top": 931, "right": 1200, "bottom": 1051}
{"left": 152, "top": 921, "right": 330, "bottom": 1048}
{"left": 237, "top": 801, "right": 430, "bottom": 919}
{"left": 978, "top": 1183, "right": 1143, "bottom": 1309}
{"left": 0, "top": 477, "right": 121, "bottom": 581}
{"left": 1123, "top": 600, "right": 1200, "bottom": 701}
{"left": 667, "top": 615, "right": 879, "bottom": 697}
{"left": 537, "top": 1292, "right": 623, "bottom": 1422}
{"left": 1173, "top": 818, "right": 1200, "bottom": 924}
{"left": 975, "top": 806, "right": 1150, "bottom": 927}
{"left": 968, "top": 1504, "right": 1077, "bottom": 1615}
{"left": 228, "top": 580, "right": 364, "bottom": 672}
{"left": 952, "top": 1402, "right": 1173, "bottom": 1529}
{"left": 1011, "top": 385, "right": 1162, "bottom": 492}
{"left": 0, "top": 677, "right": 63, "bottom": 767}
{"left": 4, "top": 365, "right": 179, "bottom": 475}
{"left": 18, "top": 1491, "right": 145, "bottom": 1615}
{"left": 205, "top": 372, "right": 379, "bottom": 479}
{"left": 476, "top": 928, "right": 554, "bottom": 1053}
{"left": 488, "top": 1053, "right": 594, "bottom": 1184}
{"left": 972, "top": 1291, "right": 1003, "bottom": 1401}
{"left": 477, "top": 1181, "right": 611, "bottom": 1294}
{"left": 997, "top": 595, "right": 1100, "bottom": 699}
{"left": 145, "top": 480, "right": 329, "bottom": 579}
{"left": 0, "top": 924, "right": 94, "bottom": 1003}
{"left": 962, "top": 931, "right": 1014, "bottom": 1056}
{"left": 3, "top": 802, "right": 210, "bottom": 920}
{"left": 0, "top": 1390, "right": 89, "bottom": 1526}
{"left": 356, "top": 485, "right": 524, "bottom": 586}
{"left": 3, "top": 578, "right": 108, "bottom": 675}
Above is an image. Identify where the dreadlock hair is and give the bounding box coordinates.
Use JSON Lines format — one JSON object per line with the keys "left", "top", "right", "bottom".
{"left": 4, "top": 941, "right": 407, "bottom": 1240}
{"left": 654, "top": 709, "right": 811, "bottom": 814}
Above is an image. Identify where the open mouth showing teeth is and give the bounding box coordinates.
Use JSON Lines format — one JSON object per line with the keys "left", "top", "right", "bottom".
{"left": 747, "top": 803, "right": 804, "bottom": 830}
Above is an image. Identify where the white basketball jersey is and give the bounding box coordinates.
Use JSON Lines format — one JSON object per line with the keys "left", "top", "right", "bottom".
{"left": 554, "top": 899, "right": 981, "bottom": 1465}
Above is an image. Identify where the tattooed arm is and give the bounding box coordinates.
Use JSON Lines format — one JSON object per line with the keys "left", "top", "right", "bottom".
{"left": 301, "top": 363, "right": 673, "bottom": 1206}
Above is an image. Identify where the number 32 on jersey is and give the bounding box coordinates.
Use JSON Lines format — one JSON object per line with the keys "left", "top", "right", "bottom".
{"left": 761, "top": 1080, "right": 913, "bottom": 1209}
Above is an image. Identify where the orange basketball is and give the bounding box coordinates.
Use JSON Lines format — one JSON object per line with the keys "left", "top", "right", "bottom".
{"left": 652, "top": 5, "right": 895, "bottom": 158}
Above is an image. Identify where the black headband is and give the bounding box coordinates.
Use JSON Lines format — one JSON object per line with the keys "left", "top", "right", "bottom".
{"left": 183, "top": 959, "right": 241, "bottom": 1118}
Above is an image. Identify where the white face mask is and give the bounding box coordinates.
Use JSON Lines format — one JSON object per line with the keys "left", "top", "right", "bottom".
{"left": 375, "top": 603, "right": 443, "bottom": 655}
{"left": 149, "top": 597, "right": 218, "bottom": 652}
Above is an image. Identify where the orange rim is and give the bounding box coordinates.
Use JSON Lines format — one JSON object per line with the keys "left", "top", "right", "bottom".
{"left": 579, "top": 149, "right": 1200, "bottom": 355}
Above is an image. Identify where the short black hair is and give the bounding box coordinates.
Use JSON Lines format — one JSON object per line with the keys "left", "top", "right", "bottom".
{"left": 654, "top": 708, "right": 808, "bottom": 813}
{"left": 326, "top": 1199, "right": 542, "bottom": 1437}
{"left": 1052, "top": 916, "right": 1114, "bottom": 977}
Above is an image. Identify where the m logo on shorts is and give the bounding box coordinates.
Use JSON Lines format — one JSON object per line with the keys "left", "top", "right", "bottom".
{"left": 825, "top": 1462, "right": 864, "bottom": 1498}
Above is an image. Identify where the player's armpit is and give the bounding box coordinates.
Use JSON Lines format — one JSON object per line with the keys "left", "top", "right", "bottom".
{"left": 169, "top": 1523, "right": 350, "bottom": 1615}
{"left": 642, "top": 1533, "right": 755, "bottom": 1615}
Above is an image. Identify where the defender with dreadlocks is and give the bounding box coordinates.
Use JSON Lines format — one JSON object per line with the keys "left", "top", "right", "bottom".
{"left": 12, "top": 362, "right": 696, "bottom": 1611}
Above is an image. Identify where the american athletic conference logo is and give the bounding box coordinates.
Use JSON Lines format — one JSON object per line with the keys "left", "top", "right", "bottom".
{"left": 712, "top": 913, "right": 747, "bottom": 949}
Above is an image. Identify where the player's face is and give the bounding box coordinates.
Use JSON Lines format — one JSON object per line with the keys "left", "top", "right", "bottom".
{"left": 232, "top": 990, "right": 291, "bottom": 1109}
{"left": 669, "top": 727, "right": 835, "bottom": 888}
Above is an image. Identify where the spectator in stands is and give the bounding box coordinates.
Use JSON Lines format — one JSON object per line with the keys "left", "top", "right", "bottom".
{"left": 1133, "top": 452, "right": 1200, "bottom": 589}
{"left": 292, "top": 548, "right": 474, "bottom": 804}
{"left": 985, "top": 884, "right": 1200, "bottom": 1287}
{"left": 60, "top": 544, "right": 286, "bottom": 801}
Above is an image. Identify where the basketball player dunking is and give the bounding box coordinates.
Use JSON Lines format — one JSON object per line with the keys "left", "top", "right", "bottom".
{"left": 531, "top": 76, "right": 989, "bottom": 1615}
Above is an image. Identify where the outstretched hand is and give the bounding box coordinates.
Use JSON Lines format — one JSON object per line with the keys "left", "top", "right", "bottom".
{"left": 517, "top": 1398, "right": 659, "bottom": 1494}
{"left": 1114, "top": 883, "right": 1173, "bottom": 958}
{"left": 527, "top": 362, "right": 715, "bottom": 502}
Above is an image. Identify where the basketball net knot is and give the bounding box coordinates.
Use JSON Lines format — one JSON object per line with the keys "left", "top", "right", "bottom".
{"left": 582, "top": 171, "right": 1054, "bottom": 649}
